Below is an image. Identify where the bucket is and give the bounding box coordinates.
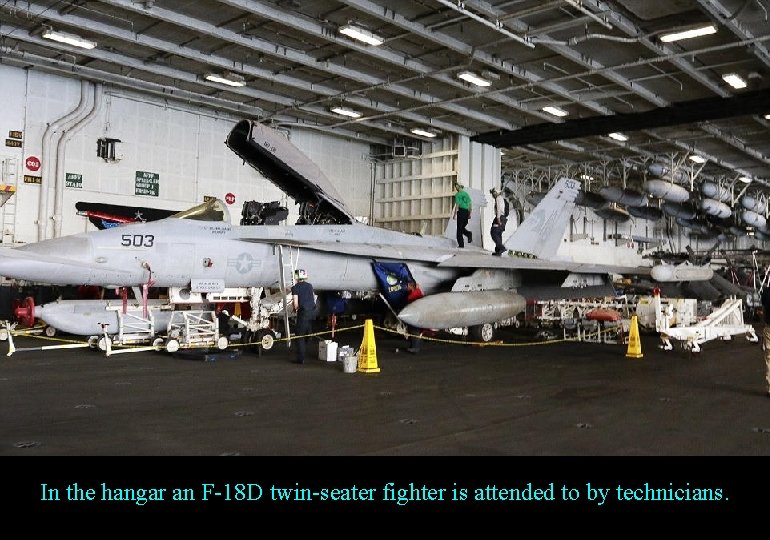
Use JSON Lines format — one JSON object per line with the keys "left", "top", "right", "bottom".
{"left": 342, "top": 354, "right": 358, "bottom": 374}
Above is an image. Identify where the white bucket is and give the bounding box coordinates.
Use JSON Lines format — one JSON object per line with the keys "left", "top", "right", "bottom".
{"left": 342, "top": 355, "right": 358, "bottom": 374}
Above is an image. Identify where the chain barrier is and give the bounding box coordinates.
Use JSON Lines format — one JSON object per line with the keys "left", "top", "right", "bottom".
{"left": 3, "top": 318, "right": 624, "bottom": 355}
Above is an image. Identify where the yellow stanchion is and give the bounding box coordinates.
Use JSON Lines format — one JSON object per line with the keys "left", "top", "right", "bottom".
{"left": 357, "top": 319, "right": 380, "bottom": 373}
{"left": 625, "top": 314, "right": 643, "bottom": 359}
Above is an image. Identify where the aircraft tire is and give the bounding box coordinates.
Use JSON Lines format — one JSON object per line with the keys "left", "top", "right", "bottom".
{"left": 44, "top": 326, "right": 57, "bottom": 337}
{"left": 217, "top": 336, "right": 228, "bottom": 350}
{"left": 469, "top": 323, "right": 495, "bottom": 343}
{"left": 152, "top": 337, "right": 165, "bottom": 350}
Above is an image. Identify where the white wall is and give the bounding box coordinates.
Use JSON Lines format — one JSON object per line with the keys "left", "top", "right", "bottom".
{"left": 0, "top": 64, "right": 374, "bottom": 244}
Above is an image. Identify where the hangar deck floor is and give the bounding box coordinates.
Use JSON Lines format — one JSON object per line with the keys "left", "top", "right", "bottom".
{"left": 1, "top": 324, "right": 769, "bottom": 457}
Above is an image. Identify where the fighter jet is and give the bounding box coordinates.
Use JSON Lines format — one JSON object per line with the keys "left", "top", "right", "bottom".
{"left": 0, "top": 119, "right": 701, "bottom": 336}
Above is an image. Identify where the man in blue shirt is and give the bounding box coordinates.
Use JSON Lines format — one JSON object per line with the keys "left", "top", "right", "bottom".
{"left": 291, "top": 269, "right": 316, "bottom": 364}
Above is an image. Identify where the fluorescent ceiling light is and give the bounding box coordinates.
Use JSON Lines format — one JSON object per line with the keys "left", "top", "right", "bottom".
{"left": 331, "top": 106, "right": 362, "bottom": 118}
{"left": 580, "top": 174, "right": 594, "bottom": 181}
{"left": 339, "top": 24, "right": 383, "bottom": 46}
{"left": 458, "top": 71, "right": 491, "bottom": 87}
{"left": 722, "top": 73, "right": 747, "bottom": 89}
{"left": 689, "top": 155, "right": 707, "bottom": 164}
{"left": 542, "top": 106, "right": 568, "bottom": 117}
{"left": 42, "top": 28, "right": 96, "bottom": 50}
{"left": 204, "top": 73, "right": 246, "bottom": 87}
{"left": 765, "top": 113, "right": 770, "bottom": 120}
{"left": 608, "top": 132, "right": 628, "bottom": 141}
{"left": 739, "top": 176, "right": 752, "bottom": 184}
{"left": 410, "top": 128, "right": 437, "bottom": 138}
{"left": 660, "top": 24, "right": 717, "bottom": 43}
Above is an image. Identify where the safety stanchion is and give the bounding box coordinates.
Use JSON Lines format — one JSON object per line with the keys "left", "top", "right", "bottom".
{"left": 625, "top": 314, "right": 643, "bottom": 359}
{"left": 357, "top": 318, "right": 380, "bottom": 373}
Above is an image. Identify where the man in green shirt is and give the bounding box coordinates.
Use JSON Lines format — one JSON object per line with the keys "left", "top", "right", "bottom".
{"left": 452, "top": 183, "right": 472, "bottom": 247}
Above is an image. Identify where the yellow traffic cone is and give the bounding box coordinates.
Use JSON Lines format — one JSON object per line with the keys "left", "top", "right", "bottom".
{"left": 626, "top": 314, "right": 643, "bottom": 359}
{"left": 358, "top": 319, "right": 380, "bottom": 373}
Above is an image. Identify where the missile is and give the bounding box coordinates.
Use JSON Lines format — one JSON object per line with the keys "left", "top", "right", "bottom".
{"left": 14, "top": 298, "right": 174, "bottom": 336}
{"left": 650, "top": 262, "right": 713, "bottom": 282}
{"left": 397, "top": 290, "right": 526, "bottom": 329}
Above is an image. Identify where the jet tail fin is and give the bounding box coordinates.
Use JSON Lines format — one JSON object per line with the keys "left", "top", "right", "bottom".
{"left": 503, "top": 177, "right": 581, "bottom": 259}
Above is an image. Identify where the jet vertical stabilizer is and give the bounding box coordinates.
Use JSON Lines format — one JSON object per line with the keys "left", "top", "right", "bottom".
{"left": 503, "top": 177, "right": 581, "bottom": 259}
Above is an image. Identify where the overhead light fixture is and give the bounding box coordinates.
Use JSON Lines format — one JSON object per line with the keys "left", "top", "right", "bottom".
{"left": 659, "top": 24, "right": 717, "bottom": 43}
{"left": 765, "top": 113, "right": 770, "bottom": 120}
{"left": 331, "top": 106, "right": 362, "bottom": 118}
{"left": 542, "top": 106, "right": 568, "bottom": 117}
{"left": 722, "top": 73, "right": 747, "bottom": 89}
{"left": 580, "top": 174, "right": 594, "bottom": 181}
{"left": 339, "top": 24, "right": 383, "bottom": 46}
{"left": 739, "top": 176, "right": 752, "bottom": 184}
{"left": 689, "top": 155, "right": 707, "bottom": 164}
{"left": 608, "top": 132, "right": 628, "bottom": 141}
{"left": 42, "top": 28, "right": 96, "bottom": 50}
{"left": 458, "top": 71, "right": 491, "bottom": 87}
{"left": 410, "top": 128, "right": 437, "bottom": 138}
{"left": 204, "top": 73, "right": 246, "bottom": 87}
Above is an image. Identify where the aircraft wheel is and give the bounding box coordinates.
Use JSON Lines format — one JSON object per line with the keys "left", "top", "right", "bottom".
{"left": 0, "top": 328, "right": 7, "bottom": 341}
{"left": 165, "top": 339, "right": 180, "bottom": 353}
{"left": 97, "top": 336, "right": 111, "bottom": 352}
{"left": 44, "top": 326, "right": 57, "bottom": 338}
{"left": 469, "top": 323, "right": 495, "bottom": 343}
{"left": 216, "top": 336, "right": 228, "bottom": 350}
{"left": 257, "top": 329, "right": 275, "bottom": 350}
{"left": 88, "top": 336, "right": 99, "bottom": 349}
{"left": 152, "top": 337, "right": 165, "bottom": 350}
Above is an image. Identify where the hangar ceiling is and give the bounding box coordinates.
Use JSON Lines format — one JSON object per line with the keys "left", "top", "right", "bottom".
{"left": 1, "top": 0, "right": 769, "bottom": 188}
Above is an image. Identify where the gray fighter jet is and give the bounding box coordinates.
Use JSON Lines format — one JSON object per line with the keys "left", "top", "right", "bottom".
{"left": 0, "top": 120, "right": 683, "bottom": 334}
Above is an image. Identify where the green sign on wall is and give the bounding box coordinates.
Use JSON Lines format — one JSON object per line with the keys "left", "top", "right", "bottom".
{"left": 65, "top": 173, "right": 82, "bottom": 188}
{"left": 135, "top": 171, "right": 159, "bottom": 197}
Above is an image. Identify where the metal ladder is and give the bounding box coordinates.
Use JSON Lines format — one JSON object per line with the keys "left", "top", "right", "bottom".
{"left": 0, "top": 157, "right": 19, "bottom": 244}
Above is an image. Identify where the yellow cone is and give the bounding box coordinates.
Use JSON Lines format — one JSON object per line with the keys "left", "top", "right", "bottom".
{"left": 357, "top": 319, "right": 380, "bottom": 373}
{"left": 626, "top": 314, "right": 643, "bottom": 359}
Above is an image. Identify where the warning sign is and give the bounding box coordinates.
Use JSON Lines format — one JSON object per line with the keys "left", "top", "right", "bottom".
{"left": 135, "top": 171, "right": 159, "bottom": 197}
{"left": 25, "top": 156, "right": 41, "bottom": 171}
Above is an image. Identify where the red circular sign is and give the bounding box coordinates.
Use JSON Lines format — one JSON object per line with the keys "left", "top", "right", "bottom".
{"left": 225, "top": 192, "right": 236, "bottom": 205}
{"left": 25, "top": 156, "right": 41, "bottom": 172}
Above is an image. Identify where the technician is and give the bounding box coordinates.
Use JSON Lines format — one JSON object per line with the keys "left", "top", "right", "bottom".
{"left": 291, "top": 269, "right": 316, "bottom": 365}
{"left": 489, "top": 186, "right": 507, "bottom": 256}
{"left": 452, "top": 183, "right": 472, "bottom": 248}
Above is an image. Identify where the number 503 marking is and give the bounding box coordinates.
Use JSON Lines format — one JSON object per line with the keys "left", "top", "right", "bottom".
{"left": 121, "top": 234, "right": 155, "bottom": 247}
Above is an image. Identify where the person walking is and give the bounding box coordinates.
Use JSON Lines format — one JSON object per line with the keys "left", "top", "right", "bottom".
{"left": 291, "top": 268, "right": 316, "bottom": 364}
{"left": 489, "top": 186, "right": 507, "bottom": 256}
{"left": 452, "top": 183, "right": 472, "bottom": 247}
{"left": 761, "top": 285, "right": 770, "bottom": 397}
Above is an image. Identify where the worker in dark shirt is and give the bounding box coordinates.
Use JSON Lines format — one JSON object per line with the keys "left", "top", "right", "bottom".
{"left": 291, "top": 269, "right": 316, "bottom": 364}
